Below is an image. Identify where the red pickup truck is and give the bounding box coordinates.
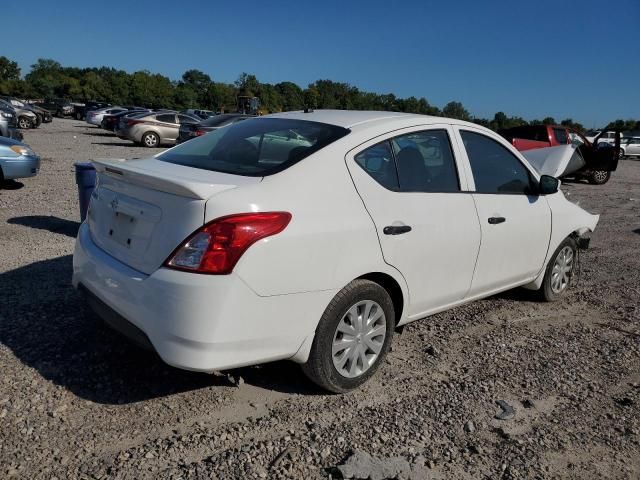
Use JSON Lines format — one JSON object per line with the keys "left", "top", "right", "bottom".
{"left": 499, "top": 125, "right": 620, "bottom": 185}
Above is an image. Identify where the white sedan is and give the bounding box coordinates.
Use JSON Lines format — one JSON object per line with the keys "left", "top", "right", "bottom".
{"left": 73, "top": 110, "right": 598, "bottom": 392}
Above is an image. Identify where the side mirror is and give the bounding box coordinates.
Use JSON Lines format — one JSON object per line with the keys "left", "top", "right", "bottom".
{"left": 539, "top": 175, "right": 559, "bottom": 195}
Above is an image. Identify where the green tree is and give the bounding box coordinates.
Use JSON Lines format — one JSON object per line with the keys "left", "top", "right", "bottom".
{"left": 442, "top": 101, "right": 471, "bottom": 121}
{"left": 0, "top": 56, "right": 20, "bottom": 82}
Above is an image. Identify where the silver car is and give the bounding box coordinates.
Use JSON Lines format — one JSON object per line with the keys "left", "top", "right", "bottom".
{"left": 118, "top": 112, "right": 200, "bottom": 147}
{"left": 0, "top": 136, "right": 40, "bottom": 183}
{"left": 86, "top": 107, "right": 127, "bottom": 127}
{"left": 620, "top": 137, "right": 640, "bottom": 158}
{"left": 0, "top": 99, "right": 38, "bottom": 129}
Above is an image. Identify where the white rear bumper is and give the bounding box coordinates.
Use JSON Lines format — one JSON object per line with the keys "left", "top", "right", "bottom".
{"left": 72, "top": 223, "right": 334, "bottom": 371}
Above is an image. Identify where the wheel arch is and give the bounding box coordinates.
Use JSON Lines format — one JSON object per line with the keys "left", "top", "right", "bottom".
{"left": 356, "top": 272, "right": 405, "bottom": 326}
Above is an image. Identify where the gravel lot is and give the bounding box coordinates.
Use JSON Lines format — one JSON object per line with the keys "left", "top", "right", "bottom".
{"left": 1, "top": 118, "right": 639, "bottom": 479}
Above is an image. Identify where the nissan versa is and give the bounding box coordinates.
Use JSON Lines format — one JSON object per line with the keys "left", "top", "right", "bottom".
{"left": 73, "top": 110, "right": 598, "bottom": 392}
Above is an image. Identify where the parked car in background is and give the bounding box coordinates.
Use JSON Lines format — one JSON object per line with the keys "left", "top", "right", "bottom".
{"left": 33, "top": 98, "right": 74, "bottom": 118}
{"left": 117, "top": 112, "right": 200, "bottom": 147}
{"left": 500, "top": 124, "right": 619, "bottom": 185}
{"left": 585, "top": 130, "right": 617, "bottom": 145}
{"left": 101, "top": 109, "right": 150, "bottom": 131}
{"left": 74, "top": 101, "right": 112, "bottom": 120}
{"left": 0, "top": 136, "right": 40, "bottom": 184}
{"left": 73, "top": 110, "right": 599, "bottom": 392}
{"left": 620, "top": 137, "right": 640, "bottom": 158}
{"left": 0, "top": 96, "right": 51, "bottom": 125}
{"left": 0, "top": 99, "right": 38, "bottom": 129}
{"left": 184, "top": 109, "right": 215, "bottom": 120}
{"left": 176, "top": 114, "right": 253, "bottom": 144}
{"left": 0, "top": 103, "right": 22, "bottom": 140}
{"left": 86, "top": 107, "right": 127, "bottom": 127}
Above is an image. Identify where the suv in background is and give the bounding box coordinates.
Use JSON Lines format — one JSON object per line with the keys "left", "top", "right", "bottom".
{"left": 33, "top": 98, "right": 74, "bottom": 117}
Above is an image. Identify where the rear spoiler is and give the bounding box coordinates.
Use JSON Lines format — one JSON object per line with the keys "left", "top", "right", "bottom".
{"left": 91, "top": 158, "right": 245, "bottom": 200}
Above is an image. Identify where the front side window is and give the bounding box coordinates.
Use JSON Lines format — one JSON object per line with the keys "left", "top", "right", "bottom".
{"left": 460, "top": 130, "right": 536, "bottom": 195}
{"left": 391, "top": 130, "right": 459, "bottom": 192}
{"left": 158, "top": 118, "right": 349, "bottom": 176}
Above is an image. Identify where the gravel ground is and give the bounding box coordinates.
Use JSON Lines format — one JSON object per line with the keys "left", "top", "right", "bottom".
{"left": 1, "top": 118, "right": 639, "bottom": 479}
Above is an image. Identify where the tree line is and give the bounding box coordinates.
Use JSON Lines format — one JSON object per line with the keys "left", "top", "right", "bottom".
{"left": 1, "top": 56, "right": 638, "bottom": 133}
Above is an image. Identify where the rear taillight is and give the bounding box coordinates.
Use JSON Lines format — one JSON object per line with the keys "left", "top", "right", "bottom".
{"left": 127, "top": 119, "right": 142, "bottom": 127}
{"left": 164, "top": 212, "right": 292, "bottom": 274}
{"left": 195, "top": 129, "right": 206, "bottom": 136}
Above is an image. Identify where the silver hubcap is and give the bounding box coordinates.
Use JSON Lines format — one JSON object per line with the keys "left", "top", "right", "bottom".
{"left": 332, "top": 300, "right": 386, "bottom": 378}
{"left": 145, "top": 134, "right": 157, "bottom": 146}
{"left": 551, "top": 246, "right": 574, "bottom": 293}
{"left": 594, "top": 171, "right": 608, "bottom": 182}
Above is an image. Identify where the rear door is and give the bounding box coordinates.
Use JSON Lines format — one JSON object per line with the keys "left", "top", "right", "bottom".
{"left": 453, "top": 127, "right": 551, "bottom": 295}
{"left": 346, "top": 125, "right": 481, "bottom": 318}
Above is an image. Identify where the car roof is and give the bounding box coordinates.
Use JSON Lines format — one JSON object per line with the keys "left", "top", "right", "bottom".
{"left": 264, "top": 109, "right": 478, "bottom": 132}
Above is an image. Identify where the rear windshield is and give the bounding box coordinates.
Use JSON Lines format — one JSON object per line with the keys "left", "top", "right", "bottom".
{"left": 157, "top": 118, "right": 350, "bottom": 176}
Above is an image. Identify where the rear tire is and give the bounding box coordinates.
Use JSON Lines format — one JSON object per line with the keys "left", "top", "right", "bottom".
{"left": 141, "top": 131, "right": 160, "bottom": 148}
{"left": 619, "top": 148, "right": 625, "bottom": 159}
{"left": 302, "top": 279, "right": 395, "bottom": 393}
{"left": 588, "top": 170, "right": 610, "bottom": 185}
{"left": 540, "top": 237, "right": 577, "bottom": 302}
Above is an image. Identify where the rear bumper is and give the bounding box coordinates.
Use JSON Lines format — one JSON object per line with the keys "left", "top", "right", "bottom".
{"left": 72, "top": 223, "right": 333, "bottom": 371}
{"left": 0, "top": 155, "right": 40, "bottom": 180}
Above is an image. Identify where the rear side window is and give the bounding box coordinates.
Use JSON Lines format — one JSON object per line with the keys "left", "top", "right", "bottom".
{"left": 355, "top": 141, "right": 398, "bottom": 190}
{"left": 460, "top": 130, "right": 536, "bottom": 194}
{"left": 391, "top": 130, "right": 459, "bottom": 192}
{"left": 158, "top": 118, "right": 350, "bottom": 176}
{"left": 553, "top": 128, "right": 568, "bottom": 144}
{"left": 178, "top": 115, "right": 198, "bottom": 124}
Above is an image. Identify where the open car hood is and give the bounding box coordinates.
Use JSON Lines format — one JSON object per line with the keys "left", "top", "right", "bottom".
{"left": 522, "top": 145, "right": 586, "bottom": 178}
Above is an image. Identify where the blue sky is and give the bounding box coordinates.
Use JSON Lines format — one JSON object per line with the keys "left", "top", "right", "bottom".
{"left": 4, "top": 0, "right": 639, "bottom": 127}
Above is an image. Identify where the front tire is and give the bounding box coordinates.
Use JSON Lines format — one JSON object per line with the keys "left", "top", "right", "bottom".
{"left": 588, "top": 170, "right": 611, "bottom": 185}
{"left": 302, "top": 279, "right": 395, "bottom": 393}
{"left": 540, "top": 237, "right": 577, "bottom": 302}
{"left": 141, "top": 131, "right": 160, "bottom": 148}
{"left": 18, "top": 117, "right": 32, "bottom": 129}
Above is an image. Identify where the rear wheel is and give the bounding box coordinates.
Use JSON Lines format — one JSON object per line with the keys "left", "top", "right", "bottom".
{"left": 619, "top": 148, "right": 625, "bottom": 159}
{"left": 588, "top": 170, "right": 611, "bottom": 185}
{"left": 302, "top": 280, "right": 395, "bottom": 393}
{"left": 142, "top": 131, "right": 160, "bottom": 148}
{"left": 540, "top": 237, "right": 577, "bottom": 302}
{"left": 75, "top": 111, "right": 83, "bottom": 120}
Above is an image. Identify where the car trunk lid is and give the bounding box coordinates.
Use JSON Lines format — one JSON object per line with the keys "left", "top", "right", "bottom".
{"left": 89, "top": 158, "right": 261, "bottom": 274}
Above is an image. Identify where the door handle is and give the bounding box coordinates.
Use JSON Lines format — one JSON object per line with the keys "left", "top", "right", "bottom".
{"left": 488, "top": 217, "right": 506, "bottom": 225}
{"left": 383, "top": 225, "right": 412, "bottom": 235}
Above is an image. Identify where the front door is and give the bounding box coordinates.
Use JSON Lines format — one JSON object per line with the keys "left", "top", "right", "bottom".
{"left": 346, "top": 126, "right": 481, "bottom": 318}
{"left": 453, "top": 127, "right": 552, "bottom": 296}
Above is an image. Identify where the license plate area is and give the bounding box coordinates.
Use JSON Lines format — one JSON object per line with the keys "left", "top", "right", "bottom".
{"left": 109, "top": 211, "right": 136, "bottom": 247}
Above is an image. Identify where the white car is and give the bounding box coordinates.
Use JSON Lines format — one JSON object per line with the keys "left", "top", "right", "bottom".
{"left": 73, "top": 110, "right": 599, "bottom": 392}
{"left": 85, "top": 107, "right": 127, "bottom": 127}
{"left": 620, "top": 137, "right": 640, "bottom": 158}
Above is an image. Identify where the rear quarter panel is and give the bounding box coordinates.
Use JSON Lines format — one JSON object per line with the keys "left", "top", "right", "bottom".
{"left": 202, "top": 140, "right": 408, "bottom": 303}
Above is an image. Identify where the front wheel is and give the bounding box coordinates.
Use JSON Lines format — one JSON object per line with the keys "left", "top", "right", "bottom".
{"left": 588, "top": 170, "right": 611, "bottom": 185}
{"left": 540, "top": 237, "right": 577, "bottom": 302}
{"left": 302, "top": 280, "right": 395, "bottom": 393}
{"left": 18, "top": 117, "right": 32, "bottom": 129}
{"left": 141, "top": 131, "right": 160, "bottom": 148}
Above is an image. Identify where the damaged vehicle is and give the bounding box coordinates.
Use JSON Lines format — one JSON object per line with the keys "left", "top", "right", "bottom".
{"left": 500, "top": 124, "right": 619, "bottom": 184}
{"left": 73, "top": 111, "right": 599, "bottom": 393}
